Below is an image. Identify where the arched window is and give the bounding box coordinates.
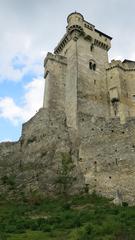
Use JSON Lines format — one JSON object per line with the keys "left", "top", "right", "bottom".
{"left": 89, "top": 60, "right": 96, "bottom": 71}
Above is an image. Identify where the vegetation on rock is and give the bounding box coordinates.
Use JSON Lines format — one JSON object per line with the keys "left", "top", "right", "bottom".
{"left": 55, "top": 153, "right": 76, "bottom": 196}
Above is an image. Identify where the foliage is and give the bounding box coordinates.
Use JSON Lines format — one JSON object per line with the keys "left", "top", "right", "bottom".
{"left": 0, "top": 232, "right": 7, "bottom": 240}
{"left": 0, "top": 194, "right": 134, "bottom": 240}
{"left": 1, "top": 175, "right": 16, "bottom": 189}
{"left": 0, "top": 175, "right": 17, "bottom": 197}
{"left": 55, "top": 153, "right": 76, "bottom": 196}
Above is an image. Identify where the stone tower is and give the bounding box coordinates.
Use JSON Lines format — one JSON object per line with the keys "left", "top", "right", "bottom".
{"left": 43, "top": 12, "right": 112, "bottom": 130}
{"left": 107, "top": 60, "right": 135, "bottom": 123}
{"left": 43, "top": 12, "right": 135, "bottom": 126}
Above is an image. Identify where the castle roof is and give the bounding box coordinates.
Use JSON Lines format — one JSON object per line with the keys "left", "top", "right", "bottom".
{"left": 123, "top": 59, "right": 135, "bottom": 63}
{"left": 67, "top": 12, "right": 84, "bottom": 22}
{"left": 95, "top": 29, "right": 112, "bottom": 40}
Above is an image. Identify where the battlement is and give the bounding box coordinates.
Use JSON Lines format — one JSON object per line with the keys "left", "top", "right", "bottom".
{"left": 54, "top": 12, "right": 112, "bottom": 54}
{"left": 44, "top": 52, "right": 67, "bottom": 67}
{"left": 107, "top": 59, "right": 135, "bottom": 71}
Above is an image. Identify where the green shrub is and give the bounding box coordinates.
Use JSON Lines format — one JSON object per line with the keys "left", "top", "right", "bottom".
{"left": 1, "top": 175, "right": 16, "bottom": 188}
{"left": 122, "top": 202, "right": 128, "bottom": 207}
{"left": 0, "top": 194, "right": 134, "bottom": 240}
{"left": 0, "top": 232, "right": 7, "bottom": 240}
{"left": 55, "top": 153, "right": 76, "bottom": 196}
{"left": 62, "top": 202, "right": 71, "bottom": 210}
{"left": 41, "top": 224, "right": 52, "bottom": 232}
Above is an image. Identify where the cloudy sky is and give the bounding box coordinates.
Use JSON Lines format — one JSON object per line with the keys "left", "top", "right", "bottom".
{"left": 0, "top": 0, "right": 135, "bottom": 142}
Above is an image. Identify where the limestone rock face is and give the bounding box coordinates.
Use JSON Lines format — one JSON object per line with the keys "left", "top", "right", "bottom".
{"left": 0, "top": 108, "right": 85, "bottom": 199}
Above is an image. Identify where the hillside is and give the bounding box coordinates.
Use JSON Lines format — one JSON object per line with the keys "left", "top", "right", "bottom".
{"left": 0, "top": 193, "right": 135, "bottom": 240}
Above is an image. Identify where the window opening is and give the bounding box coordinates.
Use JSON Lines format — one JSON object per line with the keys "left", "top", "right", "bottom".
{"left": 111, "top": 98, "right": 119, "bottom": 116}
{"left": 89, "top": 60, "right": 96, "bottom": 71}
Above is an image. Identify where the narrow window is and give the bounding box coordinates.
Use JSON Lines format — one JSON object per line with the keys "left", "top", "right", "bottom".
{"left": 93, "top": 63, "right": 96, "bottom": 71}
{"left": 89, "top": 62, "right": 93, "bottom": 70}
{"left": 89, "top": 60, "right": 96, "bottom": 71}
{"left": 90, "top": 44, "right": 94, "bottom": 51}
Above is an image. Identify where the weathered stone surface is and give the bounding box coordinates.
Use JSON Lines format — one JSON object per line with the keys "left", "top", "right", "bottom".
{"left": 0, "top": 108, "right": 85, "bottom": 199}
{"left": 78, "top": 113, "right": 135, "bottom": 205}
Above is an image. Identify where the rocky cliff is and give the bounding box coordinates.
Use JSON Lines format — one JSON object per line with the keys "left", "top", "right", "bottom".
{"left": 0, "top": 108, "right": 85, "bottom": 200}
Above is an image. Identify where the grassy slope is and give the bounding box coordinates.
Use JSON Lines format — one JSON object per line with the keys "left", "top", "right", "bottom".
{"left": 0, "top": 194, "right": 135, "bottom": 240}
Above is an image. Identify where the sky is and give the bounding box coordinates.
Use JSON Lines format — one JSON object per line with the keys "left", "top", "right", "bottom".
{"left": 0, "top": 0, "right": 135, "bottom": 142}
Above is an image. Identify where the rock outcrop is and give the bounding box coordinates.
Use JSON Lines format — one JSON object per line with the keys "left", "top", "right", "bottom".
{"left": 0, "top": 108, "right": 85, "bottom": 199}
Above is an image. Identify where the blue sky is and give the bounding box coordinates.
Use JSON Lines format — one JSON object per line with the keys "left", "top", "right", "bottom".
{"left": 0, "top": 0, "right": 135, "bottom": 142}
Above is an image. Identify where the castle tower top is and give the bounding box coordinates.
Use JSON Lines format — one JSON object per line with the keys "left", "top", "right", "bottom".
{"left": 67, "top": 12, "right": 84, "bottom": 23}
{"left": 54, "top": 12, "right": 112, "bottom": 55}
{"left": 67, "top": 12, "right": 84, "bottom": 34}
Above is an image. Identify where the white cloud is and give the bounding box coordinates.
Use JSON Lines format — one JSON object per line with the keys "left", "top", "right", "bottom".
{"left": 22, "top": 77, "right": 44, "bottom": 121}
{"left": 0, "top": 97, "right": 22, "bottom": 125}
{"left": 0, "top": 31, "right": 45, "bottom": 82}
{"left": 0, "top": 77, "right": 44, "bottom": 125}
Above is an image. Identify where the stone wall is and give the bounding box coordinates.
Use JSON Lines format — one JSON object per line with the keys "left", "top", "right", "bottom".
{"left": 107, "top": 60, "right": 135, "bottom": 121}
{"left": 78, "top": 113, "right": 135, "bottom": 205}
{"left": 65, "top": 39, "right": 78, "bottom": 130}
{"left": 0, "top": 108, "right": 135, "bottom": 204}
{"left": 43, "top": 53, "right": 67, "bottom": 112}
{"left": 77, "top": 35, "right": 109, "bottom": 118}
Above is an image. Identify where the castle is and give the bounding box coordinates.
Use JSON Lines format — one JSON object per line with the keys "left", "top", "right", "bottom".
{"left": 0, "top": 12, "right": 135, "bottom": 205}
{"left": 44, "top": 12, "right": 135, "bottom": 127}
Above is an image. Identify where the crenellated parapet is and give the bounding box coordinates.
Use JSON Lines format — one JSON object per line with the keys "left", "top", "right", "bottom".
{"left": 94, "top": 38, "right": 110, "bottom": 51}
{"left": 107, "top": 59, "right": 135, "bottom": 71}
{"left": 54, "top": 12, "right": 112, "bottom": 55}
{"left": 44, "top": 52, "right": 67, "bottom": 67}
{"left": 106, "top": 59, "right": 135, "bottom": 122}
{"left": 54, "top": 34, "right": 71, "bottom": 54}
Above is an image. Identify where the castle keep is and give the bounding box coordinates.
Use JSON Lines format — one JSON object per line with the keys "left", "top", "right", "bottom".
{"left": 0, "top": 13, "right": 135, "bottom": 205}
{"left": 44, "top": 12, "right": 135, "bottom": 127}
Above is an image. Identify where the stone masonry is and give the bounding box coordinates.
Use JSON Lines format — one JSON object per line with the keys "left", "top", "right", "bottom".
{"left": 0, "top": 12, "right": 135, "bottom": 205}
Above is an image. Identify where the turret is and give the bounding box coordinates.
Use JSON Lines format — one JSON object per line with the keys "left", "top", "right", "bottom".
{"left": 67, "top": 12, "right": 84, "bottom": 35}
